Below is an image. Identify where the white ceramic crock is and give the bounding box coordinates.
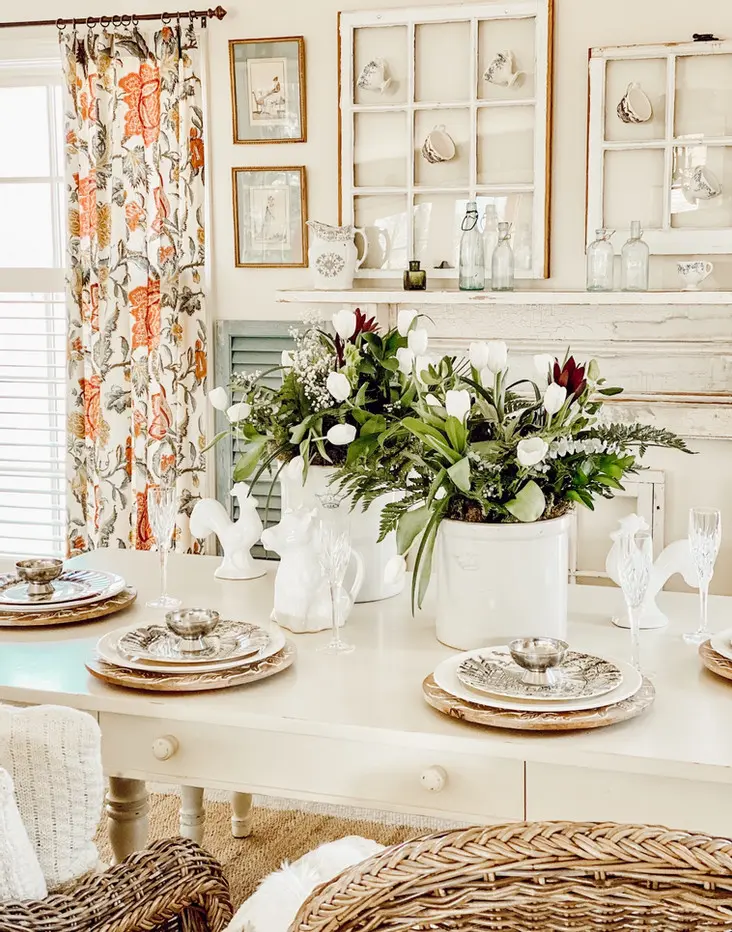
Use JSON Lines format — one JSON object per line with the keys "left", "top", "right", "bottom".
{"left": 434, "top": 514, "right": 570, "bottom": 650}
{"left": 279, "top": 463, "right": 404, "bottom": 603}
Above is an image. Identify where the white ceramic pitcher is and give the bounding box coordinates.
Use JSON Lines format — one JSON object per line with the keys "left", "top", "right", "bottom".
{"left": 307, "top": 220, "right": 368, "bottom": 290}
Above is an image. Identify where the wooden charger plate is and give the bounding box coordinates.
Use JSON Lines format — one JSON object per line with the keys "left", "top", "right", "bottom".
{"left": 86, "top": 640, "right": 296, "bottom": 692}
{"left": 699, "top": 639, "right": 732, "bottom": 681}
{"left": 423, "top": 674, "right": 655, "bottom": 732}
{"left": 0, "top": 586, "right": 137, "bottom": 628}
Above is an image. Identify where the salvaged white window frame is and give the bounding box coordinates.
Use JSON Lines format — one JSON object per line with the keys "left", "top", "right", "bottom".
{"left": 339, "top": 0, "right": 553, "bottom": 279}
{"left": 587, "top": 38, "right": 732, "bottom": 255}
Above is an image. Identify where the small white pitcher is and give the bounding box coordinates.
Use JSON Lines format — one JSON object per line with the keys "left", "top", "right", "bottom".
{"left": 307, "top": 220, "right": 369, "bottom": 290}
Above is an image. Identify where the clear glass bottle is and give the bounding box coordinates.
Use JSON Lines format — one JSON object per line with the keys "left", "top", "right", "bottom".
{"left": 491, "top": 221, "right": 514, "bottom": 292}
{"left": 586, "top": 229, "right": 615, "bottom": 291}
{"left": 514, "top": 223, "right": 533, "bottom": 273}
{"left": 482, "top": 204, "right": 499, "bottom": 281}
{"left": 458, "top": 201, "right": 485, "bottom": 291}
{"left": 620, "top": 221, "right": 649, "bottom": 292}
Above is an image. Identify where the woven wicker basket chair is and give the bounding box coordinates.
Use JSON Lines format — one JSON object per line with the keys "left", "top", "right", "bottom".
{"left": 291, "top": 821, "right": 732, "bottom": 932}
{"left": 0, "top": 836, "right": 233, "bottom": 932}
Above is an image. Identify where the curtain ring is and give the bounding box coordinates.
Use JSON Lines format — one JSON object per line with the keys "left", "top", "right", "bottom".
{"left": 132, "top": 14, "right": 139, "bottom": 26}
{"left": 111, "top": 14, "right": 122, "bottom": 27}
{"left": 121, "top": 13, "right": 132, "bottom": 27}
{"left": 86, "top": 16, "right": 96, "bottom": 30}
{"left": 100, "top": 15, "right": 110, "bottom": 28}
{"left": 188, "top": 9, "right": 196, "bottom": 21}
{"left": 56, "top": 18, "right": 66, "bottom": 31}
{"left": 161, "top": 11, "right": 172, "bottom": 23}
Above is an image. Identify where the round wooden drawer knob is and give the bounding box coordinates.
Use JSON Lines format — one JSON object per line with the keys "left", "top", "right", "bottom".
{"left": 420, "top": 766, "right": 447, "bottom": 793}
{"left": 152, "top": 735, "right": 179, "bottom": 761}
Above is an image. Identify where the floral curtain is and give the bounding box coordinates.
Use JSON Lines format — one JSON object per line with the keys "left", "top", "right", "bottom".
{"left": 61, "top": 23, "right": 209, "bottom": 554}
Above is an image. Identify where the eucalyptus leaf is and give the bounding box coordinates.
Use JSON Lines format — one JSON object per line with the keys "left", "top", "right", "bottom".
{"left": 505, "top": 480, "right": 546, "bottom": 522}
{"left": 396, "top": 505, "right": 430, "bottom": 554}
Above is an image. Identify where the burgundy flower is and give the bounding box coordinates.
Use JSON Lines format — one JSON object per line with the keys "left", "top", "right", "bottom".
{"left": 552, "top": 356, "right": 587, "bottom": 400}
{"left": 333, "top": 308, "right": 380, "bottom": 366}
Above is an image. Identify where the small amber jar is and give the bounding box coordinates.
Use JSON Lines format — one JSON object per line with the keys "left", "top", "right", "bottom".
{"left": 403, "top": 260, "right": 427, "bottom": 291}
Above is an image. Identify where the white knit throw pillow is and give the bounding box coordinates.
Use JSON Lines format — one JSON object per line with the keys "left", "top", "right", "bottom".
{"left": 0, "top": 704, "right": 104, "bottom": 891}
{"left": 0, "top": 767, "right": 47, "bottom": 901}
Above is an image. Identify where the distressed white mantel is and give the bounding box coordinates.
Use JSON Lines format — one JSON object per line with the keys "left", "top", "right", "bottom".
{"left": 276, "top": 288, "right": 732, "bottom": 440}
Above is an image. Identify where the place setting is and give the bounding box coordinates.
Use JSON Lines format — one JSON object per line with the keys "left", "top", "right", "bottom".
{"left": 423, "top": 637, "right": 654, "bottom": 732}
{"left": 0, "top": 558, "right": 136, "bottom": 628}
{"left": 86, "top": 607, "right": 296, "bottom": 692}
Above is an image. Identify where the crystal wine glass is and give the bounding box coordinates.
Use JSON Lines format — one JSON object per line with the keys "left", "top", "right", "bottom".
{"left": 316, "top": 491, "right": 355, "bottom": 655}
{"left": 617, "top": 530, "right": 653, "bottom": 671}
{"left": 683, "top": 507, "right": 722, "bottom": 645}
{"left": 146, "top": 485, "right": 182, "bottom": 610}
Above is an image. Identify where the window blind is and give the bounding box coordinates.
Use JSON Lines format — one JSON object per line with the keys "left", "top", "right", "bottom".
{"left": 0, "top": 58, "right": 67, "bottom": 557}
{"left": 214, "top": 320, "right": 295, "bottom": 557}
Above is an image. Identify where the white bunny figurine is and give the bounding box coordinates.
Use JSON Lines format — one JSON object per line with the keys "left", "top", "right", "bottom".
{"left": 605, "top": 513, "right": 699, "bottom": 629}
{"left": 189, "top": 483, "right": 265, "bottom": 580}
{"left": 261, "top": 507, "right": 364, "bottom": 633}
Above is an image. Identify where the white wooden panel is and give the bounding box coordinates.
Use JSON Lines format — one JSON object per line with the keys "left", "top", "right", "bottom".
{"left": 101, "top": 713, "right": 525, "bottom": 822}
{"left": 526, "top": 762, "right": 732, "bottom": 836}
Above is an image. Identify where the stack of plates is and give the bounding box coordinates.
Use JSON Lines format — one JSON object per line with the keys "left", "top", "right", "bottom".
{"left": 699, "top": 631, "right": 732, "bottom": 683}
{"left": 87, "top": 619, "right": 295, "bottom": 692}
{"left": 424, "top": 645, "right": 654, "bottom": 731}
{"left": 0, "top": 569, "right": 136, "bottom": 627}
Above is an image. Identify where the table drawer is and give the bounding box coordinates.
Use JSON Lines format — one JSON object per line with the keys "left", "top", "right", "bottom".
{"left": 526, "top": 762, "right": 732, "bottom": 835}
{"left": 100, "top": 713, "right": 524, "bottom": 822}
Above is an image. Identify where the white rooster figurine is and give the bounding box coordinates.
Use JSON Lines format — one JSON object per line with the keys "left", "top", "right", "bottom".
{"left": 190, "top": 483, "right": 266, "bottom": 580}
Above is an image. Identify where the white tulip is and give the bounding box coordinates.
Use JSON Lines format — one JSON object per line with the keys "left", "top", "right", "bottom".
{"left": 396, "top": 347, "right": 414, "bottom": 375}
{"left": 332, "top": 308, "right": 357, "bottom": 340}
{"left": 281, "top": 349, "right": 293, "bottom": 369}
{"left": 425, "top": 393, "right": 441, "bottom": 407}
{"left": 485, "top": 340, "right": 508, "bottom": 374}
{"left": 543, "top": 383, "right": 567, "bottom": 416}
{"left": 383, "top": 554, "right": 407, "bottom": 586}
{"left": 408, "top": 327, "right": 429, "bottom": 356}
{"left": 326, "top": 371, "right": 351, "bottom": 402}
{"left": 533, "top": 353, "right": 555, "bottom": 382}
{"left": 445, "top": 389, "right": 471, "bottom": 422}
{"left": 284, "top": 455, "right": 305, "bottom": 482}
{"left": 226, "top": 402, "right": 251, "bottom": 423}
{"left": 517, "top": 437, "right": 549, "bottom": 468}
{"left": 397, "top": 308, "right": 419, "bottom": 336}
{"left": 469, "top": 341, "right": 490, "bottom": 371}
{"left": 435, "top": 486, "right": 447, "bottom": 500}
{"left": 414, "top": 355, "right": 433, "bottom": 385}
{"left": 479, "top": 367, "right": 493, "bottom": 388}
{"left": 326, "top": 423, "right": 357, "bottom": 446}
{"left": 207, "top": 386, "right": 228, "bottom": 410}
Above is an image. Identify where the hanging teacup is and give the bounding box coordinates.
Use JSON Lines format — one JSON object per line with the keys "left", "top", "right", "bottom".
{"left": 357, "top": 58, "right": 392, "bottom": 94}
{"left": 683, "top": 164, "right": 722, "bottom": 201}
{"left": 420, "top": 125, "right": 456, "bottom": 164}
{"left": 483, "top": 49, "right": 525, "bottom": 88}
{"left": 616, "top": 82, "right": 653, "bottom": 124}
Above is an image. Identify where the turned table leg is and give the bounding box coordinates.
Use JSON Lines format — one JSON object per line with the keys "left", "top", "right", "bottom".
{"left": 106, "top": 777, "right": 149, "bottom": 864}
{"left": 180, "top": 785, "right": 205, "bottom": 845}
{"left": 231, "top": 791, "right": 253, "bottom": 838}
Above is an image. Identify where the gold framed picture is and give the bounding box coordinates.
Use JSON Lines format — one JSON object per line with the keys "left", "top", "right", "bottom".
{"left": 232, "top": 166, "right": 307, "bottom": 267}
{"left": 229, "top": 36, "right": 306, "bottom": 144}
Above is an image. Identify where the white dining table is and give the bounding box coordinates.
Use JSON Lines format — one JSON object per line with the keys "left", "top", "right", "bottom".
{"left": 1, "top": 547, "right": 732, "bottom": 862}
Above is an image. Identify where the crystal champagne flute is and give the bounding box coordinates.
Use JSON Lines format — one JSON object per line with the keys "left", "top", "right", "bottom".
{"left": 617, "top": 530, "right": 653, "bottom": 671}
{"left": 146, "top": 485, "right": 182, "bottom": 610}
{"left": 683, "top": 507, "right": 722, "bottom": 645}
{"left": 316, "top": 492, "right": 355, "bottom": 655}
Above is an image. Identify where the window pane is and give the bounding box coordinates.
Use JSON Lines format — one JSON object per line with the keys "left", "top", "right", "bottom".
{"left": 0, "top": 86, "right": 50, "bottom": 177}
{"left": 0, "top": 183, "right": 55, "bottom": 266}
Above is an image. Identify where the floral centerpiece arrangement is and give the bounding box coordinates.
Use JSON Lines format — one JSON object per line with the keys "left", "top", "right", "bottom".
{"left": 336, "top": 338, "right": 689, "bottom": 639}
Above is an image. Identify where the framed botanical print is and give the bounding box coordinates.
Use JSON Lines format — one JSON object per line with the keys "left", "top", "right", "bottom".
{"left": 229, "top": 36, "right": 306, "bottom": 144}
{"left": 232, "top": 166, "right": 307, "bottom": 267}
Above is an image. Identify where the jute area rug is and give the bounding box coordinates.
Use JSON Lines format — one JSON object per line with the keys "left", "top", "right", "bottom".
{"left": 96, "top": 793, "right": 419, "bottom": 907}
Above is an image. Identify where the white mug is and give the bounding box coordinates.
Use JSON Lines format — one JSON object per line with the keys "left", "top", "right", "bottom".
{"left": 483, "top": 49, "right": 525, "bottom": 88}
{"left": 616, "top": 82, "right": 653, "bottom": 124}
{"left": 421, "top": 125, "right": 456, "bottom": 164}
{"left": 357, "top": 58, "right": 391, "bottom": 94}
{"left": 677, "top": 260, "right": 713, "bottom": 291}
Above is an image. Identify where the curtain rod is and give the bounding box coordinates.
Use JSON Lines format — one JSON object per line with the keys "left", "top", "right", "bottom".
{"left": 0, "top": 5, "right": 227, "bottom": 29}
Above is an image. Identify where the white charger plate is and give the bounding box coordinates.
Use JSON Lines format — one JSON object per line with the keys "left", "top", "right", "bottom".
{"left": 96, "top": 621, "right": 285, "bottom": 674}
{"left": 433, "top": 648, "right": 642, "bottom": 713}
{"left": 0, "top": 569, "right": 126, "bottom": 613}
{"left": 709, "top": 630, "right": 732, "bottom": 664}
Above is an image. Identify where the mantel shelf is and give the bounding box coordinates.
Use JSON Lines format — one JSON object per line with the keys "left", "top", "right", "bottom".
{"left": 275, "top": 288, "right": 732, "bottom": 306}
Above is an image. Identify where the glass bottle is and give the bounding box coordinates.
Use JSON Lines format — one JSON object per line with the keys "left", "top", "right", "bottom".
{"left": 514, "top": 223, "right": 532, "bottom": 273}
{"left": 620, "top": 221, "right": 649, "bottom": 292}
{"left": 458, "top": 201, "right": 485, "bottom": 291}
{"left": 403, "top": 259, "right": 427, "bottom": 291}
{"left": 491, "top": 222, "right": 514, "bottom": 292}
{"left": 482, "top": 204, "right": 499, "bottom": 281}
{"left": 586, "top": 229, "right": 615, "bottom": 291}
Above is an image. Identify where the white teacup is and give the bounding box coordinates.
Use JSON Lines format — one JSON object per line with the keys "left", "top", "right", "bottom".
{"left": 683, "top": 165, "right": 722, "bottom": 201}
{"left": 357, "top": 58, "right": 391, "bottom": 94}
{"left": 677, "top": 260, "right": 713, "bottom": 291}
{"left": 616, "top": 82, "right": 653, "bottom": 124}
{"left": 483, "top": 49, "right": 525, "bottom": 88}
{"left": 421, "top": 125, "right": 456, "bottom": 164}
